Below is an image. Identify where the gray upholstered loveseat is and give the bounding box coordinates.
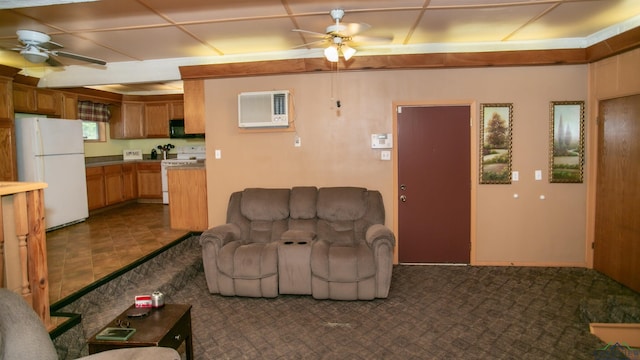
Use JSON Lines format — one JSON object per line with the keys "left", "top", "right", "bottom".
{"left": 199, "top": 186, "right": 395, "bottom": 300}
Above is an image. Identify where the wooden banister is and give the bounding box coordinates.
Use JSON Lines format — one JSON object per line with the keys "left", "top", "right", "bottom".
{"left": 0, "top": 182, "right": 50, "bottom": 329}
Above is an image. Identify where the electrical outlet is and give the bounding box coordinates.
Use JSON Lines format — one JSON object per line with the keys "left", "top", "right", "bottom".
{"left": 381, "top": 151, "right": 391, "bottom": 161}
{"left": 512, "top": 171, "right": 519, "bottom": 181}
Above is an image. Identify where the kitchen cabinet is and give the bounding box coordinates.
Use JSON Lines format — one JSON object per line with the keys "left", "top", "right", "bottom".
{"left": 86, "top": 166, "right": 106, "bottom": 210}
{"left": 104, "top": 164, "right": 124, "bottom": 205}
{"left": 61, "top": 92, "right": 78, "bottom": 119}
{"left": 170, "top": 101, "right": 184, "bottom": 119}
{"left": 144, "top": 102, "right": 170, "bottom": 137}
{"left": 112, "top": 99, "right": 183, "bottom": 139}
{"left": 13, "top": 83, "right": 61, "bottom": 116}
{"left": 0, "top": 76, "right": 17, "bottom": 181}
{"left": 104, "top": 163, "right": 138, "bottom": 205}
{"left": 136, "top": 162, "right": 162, "bottom": 199}
{"left": 122, "top": 163, "right": 137, "bottom": 200}
{"left": 111, "top": 102, "right": 144, "bottom": 139}
{"left": 183, "top": 79, "right": 205, "bottom": 134}
{"left": 168, "top": 166, "right": 207, "bottom": 231}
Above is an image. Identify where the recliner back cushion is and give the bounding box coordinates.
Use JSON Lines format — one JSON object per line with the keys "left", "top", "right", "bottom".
{"left": 241, "top": 188, "right": 290, "bottom": 220}
{"left": 290, "top": 186, "right": 318, "bottom": 219}
{"left": 317, "top": 187, "right": 367, "bottom": 221}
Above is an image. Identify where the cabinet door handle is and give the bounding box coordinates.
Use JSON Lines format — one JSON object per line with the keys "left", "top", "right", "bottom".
{"left": 174, "top": 334, "right": 181, "bottom": 341}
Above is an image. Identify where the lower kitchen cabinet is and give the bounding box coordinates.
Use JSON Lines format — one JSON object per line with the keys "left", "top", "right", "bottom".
{"left": 136, "top": 162, "right": 162, "bottom": 199}
{"left": 104, "top": 164, "right": 124, "bottom": 205}
{"left": 86, "top": 166, "right": 106, "bottom": 210}
{"left": 168, "top": 166, "right": 207, "bottom": 231}
{"left": 86, "top": 161, "right": 158, "bottom": 211}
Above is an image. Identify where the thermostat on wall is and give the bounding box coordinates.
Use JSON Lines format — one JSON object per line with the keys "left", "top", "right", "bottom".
{"left": 371, "top": 134, "right": 393, "bottom": 149}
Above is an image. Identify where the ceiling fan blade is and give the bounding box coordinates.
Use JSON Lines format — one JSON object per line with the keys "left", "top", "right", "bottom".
{"left": 53, "top": 50, "right": 106, "bottom": 65}
{"left": 40, "top": 40, "right": 63, "bottom": 51}
{"left": 292, "top": 39, "right": 329, "bottom": 49}
{"left": 46, "top": 56, "right": 64, "bottom": 67}
{"left": 351, "top": 34, "right": 394, "bottom": 44}
{"left": 292, "top": 28, "right": 330, "bottom": 38}
{"left": 341, "top": 22, "right": 371, "bottom": 36}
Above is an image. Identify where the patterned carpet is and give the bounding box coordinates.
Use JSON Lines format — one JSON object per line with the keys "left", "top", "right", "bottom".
{"left": 53, "top": 236, "right": 640, "bottom": 359}
{"left": 167, "top": 240, "right": 639, "bottom": 359}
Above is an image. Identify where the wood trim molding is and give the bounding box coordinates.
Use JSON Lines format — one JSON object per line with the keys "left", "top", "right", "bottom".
{"left": 180, "top": 27, "right": 639, "bottom": 80}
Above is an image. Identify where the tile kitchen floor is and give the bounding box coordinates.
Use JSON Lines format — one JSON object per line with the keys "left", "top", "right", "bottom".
{"left": 46, "top": 202, "right": 189, "bottom": 304}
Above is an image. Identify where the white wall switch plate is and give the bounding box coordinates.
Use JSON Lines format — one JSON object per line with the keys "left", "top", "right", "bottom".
{"left": 294, "top": 135, "right": 301, "bottom": 147}
{"left": 215, "top": 149, "right": 221, "bottom": 159}
{"left": 512, "top": 171, "right": 519, "bottom": 181}
{"left": 535, "top": 170, "right": 542, "bottom": 180}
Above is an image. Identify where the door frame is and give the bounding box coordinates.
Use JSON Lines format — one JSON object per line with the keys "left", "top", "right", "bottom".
{"left": 391, "top": 100, "right": 478, "bottom": 265}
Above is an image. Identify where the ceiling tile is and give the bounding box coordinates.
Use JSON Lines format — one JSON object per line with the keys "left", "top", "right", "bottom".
{"left": 11, "top": 0, "right": 168, "bottom": 31}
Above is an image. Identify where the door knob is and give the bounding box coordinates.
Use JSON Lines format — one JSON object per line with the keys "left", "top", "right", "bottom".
{"left": 400, "top": 195, "right": 407, "bottom": 202}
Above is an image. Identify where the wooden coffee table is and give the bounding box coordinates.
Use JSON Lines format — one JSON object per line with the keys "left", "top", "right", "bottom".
{"left": 87, "top": 303, "right": 193, "bottom": 359}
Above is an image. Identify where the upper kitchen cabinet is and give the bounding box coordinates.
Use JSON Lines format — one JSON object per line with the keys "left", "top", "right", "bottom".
{"left": 111, "top": 101, "right": 145, "bottom": 139}
{"left": 61, "top": 92, "right": 78, "bottom": 119}
{"left": 144, "top": 102, "right": 170, "bottom": 137}
{"left": 183, "top": 79, "right": 204, "bottom": 134}
{"left": 13, "top": 83, "right": 61, "bottom": 116}
{"left": 0, "top": 66, "right": 20, "bottom": 181}
{"left": 111, "top": 95, "right": 183, "bottom": 139}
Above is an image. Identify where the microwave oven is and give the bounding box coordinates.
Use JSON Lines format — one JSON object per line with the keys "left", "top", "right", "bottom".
{"left": 169, "top": 119, "right": 204, "bottom": 139}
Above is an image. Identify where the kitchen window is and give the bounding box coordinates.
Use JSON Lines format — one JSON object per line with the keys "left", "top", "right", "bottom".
{"left": 78, "top": 100, "right": 110, "bottom": 142}
{"left": 82, "top": 120, "right": 106, "bottom": 142}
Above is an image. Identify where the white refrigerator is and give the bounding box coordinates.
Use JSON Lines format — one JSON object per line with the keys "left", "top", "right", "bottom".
{"left": 15, "top": 117, "right": 89, "bottom": 231}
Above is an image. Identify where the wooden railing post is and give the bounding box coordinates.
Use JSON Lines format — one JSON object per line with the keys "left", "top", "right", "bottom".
{"left": 13, "top": 192, "right": 32, "bottom": 302}
{"left": 0, "top": 182, "right": 50, "bottom": 329}
{"left": 26, "top": 188, "right": 50, "bottom": 328}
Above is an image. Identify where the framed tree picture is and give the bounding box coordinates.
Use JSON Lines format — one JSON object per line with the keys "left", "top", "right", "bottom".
{"left": 549, "top": 101, "right": 585, "bottom": 183}
{"left": 480, "top": 103, "right": 513, "bottom": 184}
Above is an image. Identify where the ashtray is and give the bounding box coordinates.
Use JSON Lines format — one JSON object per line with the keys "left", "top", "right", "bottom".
{"left": 126, "top": 307, "right": 150, "bottom": 318}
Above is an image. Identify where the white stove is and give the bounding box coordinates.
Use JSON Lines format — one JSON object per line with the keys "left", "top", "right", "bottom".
{"left": 161, "top": 145, "right": 205, "bottom": 204}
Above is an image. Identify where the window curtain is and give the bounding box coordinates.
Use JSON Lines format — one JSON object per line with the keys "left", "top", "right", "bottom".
{"left": 78, "top": 101, "right": 111, "bottom": 122}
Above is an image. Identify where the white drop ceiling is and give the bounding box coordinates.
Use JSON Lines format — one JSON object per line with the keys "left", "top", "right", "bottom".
{"left": 0, "top": 0, "right": 639, "bottom": 94}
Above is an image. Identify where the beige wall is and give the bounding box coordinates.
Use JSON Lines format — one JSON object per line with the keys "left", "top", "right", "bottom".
{"left": 203, "top": 64, "right": 588, "bottom": 266}
{"left": 585, "top": 48, "right": 640, "bottom": 268}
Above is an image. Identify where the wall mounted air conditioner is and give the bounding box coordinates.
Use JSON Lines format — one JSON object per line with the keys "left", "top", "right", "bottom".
{"left": 238, "top": 90, "right": 290, "bottom": 128}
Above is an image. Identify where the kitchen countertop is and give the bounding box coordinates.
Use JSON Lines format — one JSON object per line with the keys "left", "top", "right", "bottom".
{"left": 85, "top": 159, "right": 163, "bottom": 167}
{"left": 166, "top": 162, "right": 206, "bottom": 170}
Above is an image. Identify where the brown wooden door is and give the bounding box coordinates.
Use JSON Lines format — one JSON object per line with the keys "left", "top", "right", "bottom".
{"left": 594, "top": 94, "right": 640, "bottom": 292}
{"left": 397, "top": 105, "right": 470, "bottom": 263}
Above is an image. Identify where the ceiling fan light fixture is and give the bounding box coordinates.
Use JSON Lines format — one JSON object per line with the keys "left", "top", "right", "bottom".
{"left": 21, "top": 47, "right": 49, "bottom": 63}
{"left": 324, "top": 45, "right": 339, "bottom": 62}
{"left": 342, "top": 44, "right": 356, "bottom": 60}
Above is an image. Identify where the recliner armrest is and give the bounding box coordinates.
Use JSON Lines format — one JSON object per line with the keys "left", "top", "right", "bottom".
{"left": 365, "top": 224, "right": 396, "bottom": 248}
{"left": 199, "top": 223, "right": 241, "bottom": 248}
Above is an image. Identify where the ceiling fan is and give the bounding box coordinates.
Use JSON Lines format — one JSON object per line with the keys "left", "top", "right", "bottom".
{"left": 292, "top": 9, "right": 392, "bottom": 62}
{"left": 4, "top": 29, "right": 106, "bottom": 67}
